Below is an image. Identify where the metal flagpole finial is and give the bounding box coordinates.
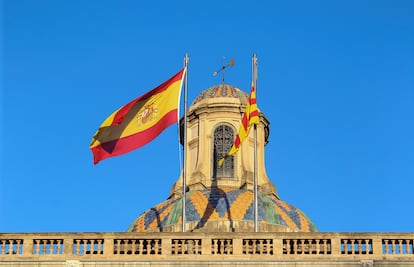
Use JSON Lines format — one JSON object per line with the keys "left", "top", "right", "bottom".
{"left": 213, "top": 58, "right": 235, "bottom": 84}
{"left": 252, "top": 53, "right": 258, "bottom": 83}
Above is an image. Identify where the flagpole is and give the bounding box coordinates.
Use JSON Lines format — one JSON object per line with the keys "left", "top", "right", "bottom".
{"left": 252, "top": 53, "right": 259, "bottom": 233}
{"left": 182, "top": 53, "right": 189, "bottom": 232}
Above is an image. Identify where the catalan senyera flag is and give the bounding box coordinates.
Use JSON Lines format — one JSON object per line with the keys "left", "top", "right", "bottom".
{"left": 218, "top": 82, "right": 259, "bottom": 166}
{"left": 90, "top": 68, "right": 186, "bottom": 165}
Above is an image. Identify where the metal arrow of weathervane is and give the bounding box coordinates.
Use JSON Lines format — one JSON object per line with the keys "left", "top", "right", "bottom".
{"left": 213, "top": 58, "right": 235, "bottom": 84}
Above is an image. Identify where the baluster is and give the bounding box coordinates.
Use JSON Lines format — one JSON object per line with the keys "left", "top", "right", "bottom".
{"left": 397, "top": 239, "right": 402, "bottom": 254}
{"left": 15, "top": 240, "right": 21, "bottom": 254}
{"left": 50, "top": 240, "right": 55, "bottom": 254}
{"left": 357, "top": 239, "right": 362, "bottom": 254}
{"left": 41, "top": 240, "right": 47, "bottom": 254}
{"left": 405, "top": 240, "right": 411, "bottom": 254}
{"left": 351, "top": 240, "right": 356, "bottom": 254}
{"left": 49, "top": 240, "right": 54, "bottom": 254}
{"left": 137, "top": 239, "right": 142, "bottom": 254}
{"left": 308, "top": 239, "right": 313, "bottom": 254}
{"left": 292, "top": 239, "right": 297, "bottom": 254}
{"left": 89, "top": 240, "right": 94, "bottom": 254}
{"left": 56, "top": 240, "right": 62, "bottom": 254}
{"left": 391, "top": 240, "right": 396, "bottom": 254}
{"left": 130, "top": 239, "right": 136, "bottom": 254}
{"left": 212, "top": 239, "right": 217, "bottom": 254}
{"left": 34, "top": 240, "right": 39, "bottom": 254}
{"left": 383, "top": 240, "right": 388, "bottom": 254}
{"left": 155, "top": 239, "right": 160, "bottom": 254}
{"left": 226, "top": 239, "right": 232, "bottom": 254}
{"left": 1, "top": 240, "right": 5, "bottom": 254}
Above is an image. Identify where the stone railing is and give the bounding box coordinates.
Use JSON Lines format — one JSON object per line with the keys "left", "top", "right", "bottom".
{"left": 0, "top": 232, "right": 413, "bottom": 263}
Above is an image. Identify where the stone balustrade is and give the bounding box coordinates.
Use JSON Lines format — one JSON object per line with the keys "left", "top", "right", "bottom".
{"left": 0, "top": 232, "right": 413, "bottom": 265}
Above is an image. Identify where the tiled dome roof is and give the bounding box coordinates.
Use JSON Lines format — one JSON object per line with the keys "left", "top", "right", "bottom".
{"left": 192, "top": 84, "right": 248, "bottom": 105}
{"left": 127, "top": 187, "right": 317, "bottom": 233}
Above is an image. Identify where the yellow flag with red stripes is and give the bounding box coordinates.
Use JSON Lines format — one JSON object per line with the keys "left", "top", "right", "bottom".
{"left": 218, "top": 82, "right": 259, "bottom": 166}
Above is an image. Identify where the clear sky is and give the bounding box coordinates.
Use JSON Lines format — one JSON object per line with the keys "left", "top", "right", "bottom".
{"left": 1, "top": 0, "right": 413, "bottom": 233}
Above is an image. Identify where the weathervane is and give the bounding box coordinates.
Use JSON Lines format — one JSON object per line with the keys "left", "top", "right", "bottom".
{"left": 213, "top": 57, "right": 235, "bottom": 84}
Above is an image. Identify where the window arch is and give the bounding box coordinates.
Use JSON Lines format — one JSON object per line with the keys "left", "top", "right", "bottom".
{"left": 213, "top": 124, "right": 235, "bottom": 179}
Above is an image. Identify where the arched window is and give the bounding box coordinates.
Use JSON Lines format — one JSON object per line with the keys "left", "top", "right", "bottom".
{"left": 213, "top": 124, "right": 234, "bottom": 179}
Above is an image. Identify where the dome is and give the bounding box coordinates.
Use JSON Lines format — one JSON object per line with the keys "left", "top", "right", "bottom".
{"left": 192, "top": 84, "right": 248, "bottom": 105}
{"left": 127, "top": 187, "right": 317, "bottom": 233}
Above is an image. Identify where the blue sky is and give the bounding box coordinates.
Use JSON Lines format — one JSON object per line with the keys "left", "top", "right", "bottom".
{"left": 1, "top": 0, "right": 413, "bottom": 232}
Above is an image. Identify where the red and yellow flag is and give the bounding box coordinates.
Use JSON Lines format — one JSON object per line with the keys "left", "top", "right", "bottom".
{"left": 218, "top": 82, "right": 259, "bottom": 166}
{"left": 90, "top": 68, "right": 186, "bottom": 164}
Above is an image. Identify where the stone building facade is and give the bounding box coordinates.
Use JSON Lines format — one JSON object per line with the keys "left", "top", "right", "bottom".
{"left": 1, "top": 84, "right": 413, "bottom": 266}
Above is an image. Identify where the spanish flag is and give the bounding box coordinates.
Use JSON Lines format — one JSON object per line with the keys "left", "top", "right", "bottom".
{"left": 218, "top": 82, "right": 259, "bottom": 166}
{"left": 90, "top": 68, "right": 186, "bottom": 165}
